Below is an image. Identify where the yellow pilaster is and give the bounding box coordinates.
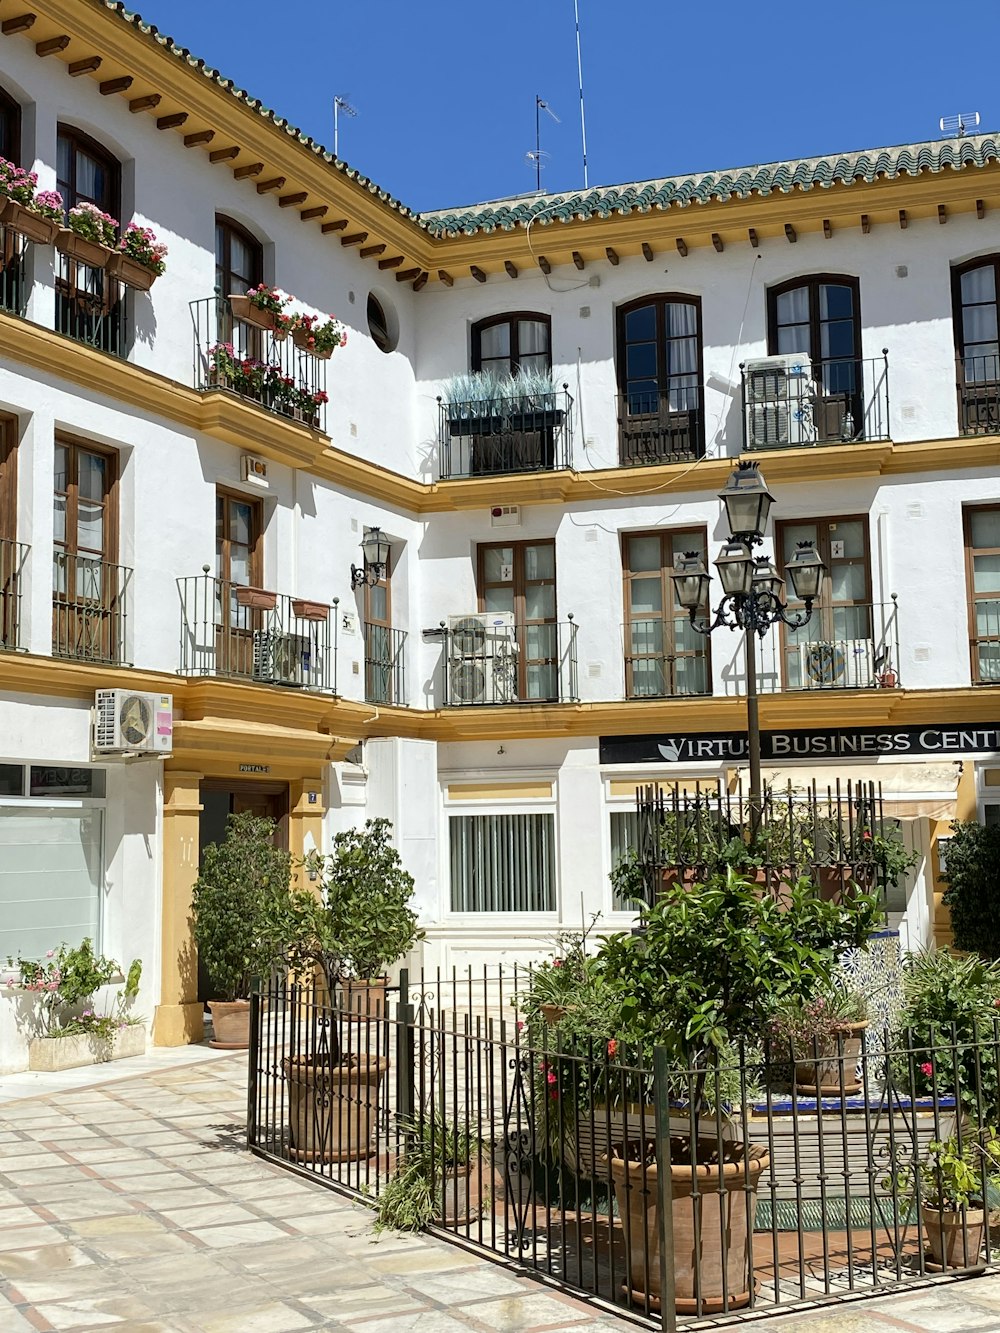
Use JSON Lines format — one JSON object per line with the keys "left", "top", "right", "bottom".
{"left": 154, "top": 769, "right": 206, "bottom": 1046}
{"left": 288, "top": 776, "right": 326, "bottom": 891}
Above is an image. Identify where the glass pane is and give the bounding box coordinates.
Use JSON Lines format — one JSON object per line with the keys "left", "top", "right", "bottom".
{"left": 674, "top": 616, "right": 701, "bottom": 651}
{"left": 526, "top": 622, "right": 556, "bottom": 658}
{"left": 524, "top": 583, "right": 555, "bottom": 620}
{"left": 821, "top": 320, "right": 855, "bottom": 361}
{"left": 76, "top": 150, "right": 102, "bottom": 206}
{"left": 0, "top": 763, "right": 22, "bottom": 796}
{"left": 482, "top": 547, "right": 513, "bottom": 582}
{"left": 518, "top": 320, "right": 548, "bottom": 358}
{"left": 962, "top": 266, "right": 996, "bottom": 303}
{"left": 368, "top": 584, "right": 388, "bottom": 623}
{"left": 829, "top": 563, "right": 865, "bottom": 601}
{"left": 820, "top": 284, "right": 855, "bottom": 321}
{"left": 831, "top": 605, "right": 871, "bottom": 640}
{"left": 630, "top": 619, "right": 664, "bottom": 655}
{"left": 964, "top": 304, "right": 999, "bottom": 345}
{"left": 625, "top": 304, "right": 656, "bottom": 342}
{"left": 53, "top": 495, "right": 66, "bottom": 545}
{"left": 479, "top": 323, "right": 510, "bottom": 362}
{"left": 781, "top": 524, "right": 818, "bottom": 562}
{"left": 78, "top": 452, "right": 106, "bottom": 503}
{"left": 229, "top": 548, "right": 250, "bottom": 587}
{"left": 667, "top": 336, "right": 698, "bottom": 378}
{"left": 57, "top": 135, "right": 72, "bottom": 189}
{"left": 776, "top": 287, "right": 809, "bottom": 325}
{"left": 527, "top": 663, "right": 556, "bottom": 699}
{"left": 971, "top": 509, "right": 1000, "bottom": 549}
{"left": 75, "top": 556, "right": 102, "bottom": 601}
{"left": 629, "top": 576, "right": 662, "bottom": 616}
{"left": 76, "top": 501, "right": 104, "bottom": 554}
{"left": 979, "top": 645, "right": 1000, "bottom": 683}
{"left": 628, "top": 535, "right": 661, "bottom": 573}
{"left": 54, "top": 444, "right": 68, "bottom": 496}
{"left": 519, "top": 353, "right": 548, "bottom": 376}
{"left": 483, "top": 586, "right": 515, "bottom": 615}
{"left": 0, "top": 808, "right": 104, "bottom": 960}
{"left": 665, "top": 302, "right": 697, "bottom": 337}
{"left": 626, "top": 343, "right": 657, "bottom": 380}
{"left": 830, "top": 521, "right": 864, "bottom": 558}
{"left": 524, "top": 544, "right": 555, "bottom": 581}
{"left": 975, "top": 600, "right": 1000, "bottom": 636}
{"left": 230, "top": 500, "right": 252, "bottom": 548}
{"left": 973, "top": 553, "right": 1000, "bottom": 594}
{"left": 675, "top": 655, "right": 708, "bottom": 695}
{"left": 777, "top": 324, "right": 809, "bottom": 356}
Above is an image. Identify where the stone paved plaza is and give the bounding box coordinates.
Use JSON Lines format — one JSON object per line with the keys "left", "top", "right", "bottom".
{"left": 2, "top": 1050, "right": 1000, "bottom": 1332}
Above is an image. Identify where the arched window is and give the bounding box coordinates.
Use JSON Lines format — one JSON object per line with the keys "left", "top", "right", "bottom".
{"left": 57, "top": 124, "right": 119, "bottom": 220}
{"left": 215, "top": 214, "right": 262, "bottom": 298}
{"left": 55, "top": 126, "right": 123, "bottom": 356}
{"left": 472, "top": 312, "right": 550, "bottom": 377}
{"left": 616, "top": 294, "right": 703, "bottom": 464}
{"left": 952, "top": 255, "right": 1000, "bottom": 435}
{"left": 0, "top": 86, "right": 20, "bottom": 164}
{"left": 766, "top": 275, "right": 863, "bottom": 443}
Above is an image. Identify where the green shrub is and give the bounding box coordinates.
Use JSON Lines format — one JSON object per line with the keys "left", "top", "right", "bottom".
{"left": 941, "top": 820, "right": 1000, "bottom": 959}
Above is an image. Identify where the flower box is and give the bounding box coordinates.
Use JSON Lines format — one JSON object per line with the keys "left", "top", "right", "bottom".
{"left": 28, "top": 1024, "right": 146, "bottom": 1072}
{"left": 106, "top": 251, "right": 157, "bottom": 291}
{"left": 292, "top": 327, "right": 334, "bottom": 360}
{"left": 228, "top": 294, "right": 287, "bottom": 337}
{"left": 235, "top": 585, "right": 277, "bottom": 611}
{"left": 290, "top": 599, "right": 329, "bottom": 622}
{"left": 55, "top": 228, "right": 113, "bottom": 269}
{"left": 0, "top": 197, "right": 60, "bottom": 246}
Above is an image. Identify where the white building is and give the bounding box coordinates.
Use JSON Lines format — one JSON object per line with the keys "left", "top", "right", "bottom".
{"left": 1, "top": 2, "right": 999, "bottom": 1070}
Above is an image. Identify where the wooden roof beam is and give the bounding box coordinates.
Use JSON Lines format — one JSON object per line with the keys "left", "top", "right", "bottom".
{"left": 35, "top": 34, "right": 70, "bottom": 56}
{"left": 605, "top": 247, "right": 619, "bottom": 266}
{"left": 183, "top": 130, "right": 214, "bottom": 147}
{"left": 861, "top": 214, "right": 871, "bottom": 234}
{"left": 504, "top": 259, "right": 518, "bottom": 278}
{"left": 156, "top": 112, "right": 188, "bottom": 130}
{"left": 396, "top": 267, "right": 420, "bottom": 282}
{"left": 209, "top": 146, "right": 240, "bottom": 163}
{"left": 823, "top": 218, "right": 832, "bottom": 239}
{"left": 300, "top": 205, "right": 328, "bottom": 221}
{"left": 340, "top": 232, "right": 368, "bottom": 246}
{"left": 2, "top": 15, "right": 37, "bottom": 36}
{"left": 470, "top": 265, "right": 487, "bottom": 283}
{"left": 675, "top": 238, "right": 688, "bottom": 257}
{"left": 68, "top": 56, "right": 101, "bottom": 76}
{"left": 711, "top": 233, "right": 724, "bottom": 252}
{"left": 938, "top": 204, "right": 948, "bottom": 224}
{"left": 977, "top": 199, "right": 986, "bottom": 219}
{"left": 128, "top": 94, "right": 161, "bottom": 114}
{"left": 641, "top": 242, "right": 654, "bottom": 262}
{"left": 572, "top": 251, "right": 585, "bottom": 270}
{"left": 437, "top": 270, "right": 454, "bottom": 287}
{"left": 537, "top": 255, "right": 551, "bottom": 274}
{"left": 233, "top": 162, "right": 264, "bottom": 180}
{"left": 279, "top": 192, "right": 308, "bottom": 208}
{"left": 898, "top": 209, "right": 907, "bottom": 229}
{"left": 748, "top": 228, "right": 759, "bottom": 248}
{"left": 378, "top": 255, "right": 404, "bottom": 269}
{"left": 99, "top": 76, "right": 133, "bottom": 96}
{"left": 256, "top": 177, "right": 286, "bottom": 194}
{"left": 412, "top": 272, "right": 429, "bottom": 292}
{"left": 784, "top": 223, "right": 797, "bottom": 243}
{"left": 322, "top": 219, "right": 348, "bottom": 233}
{"left": 360, "top": 243, "right": 387, "bottom": 258}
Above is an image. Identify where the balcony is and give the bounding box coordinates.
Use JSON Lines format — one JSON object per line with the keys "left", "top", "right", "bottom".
{"left": 958, "top": 354, "right": 1000, "bottom": 436}
{"left": 364, "top": 624, "right": 407, "bottom": 705}
{"left": 190, "top": 295, "right": 328, "bottom": 434}
{"left": 969, "top": 597, "right": 1000, "bottom": 683}
{"left": 0, "top": 537, "right": 27, "bottom": 650}
{"left": 764, "top": 599, "right": 901, "bottom": 693}
{"left": 178, "top": 572, "right": 335, "bottom": 691}
{"left": 741, "top": 353, "right": 890, "bottom": 452}
{"left": 623, "top": 619, "right": 710, "bottom": 698}
{"left": 436, "top": 618, "right": 578, "bottom": 706}
{"left": 52, "top": 551, "right": 131, "bottom": 665}
{"left": 0, "top": 223, "right": 29, "bottom": 318}
{"left": 438, "top": 386, "right": 572, "bottom": 478}
{"left": 617, "top": 384, "right": 703, "bottom": 466}
{"left": 56, "top": 251, "right": 126, "bottom": 357}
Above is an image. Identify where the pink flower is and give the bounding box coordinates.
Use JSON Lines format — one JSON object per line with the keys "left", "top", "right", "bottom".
{"left": 46, "top": 950, "right": 55, "bottom": 959}
{"left": 546, "top": 1071, "right": 557, "bottom": 1085}
{"left": 920, "top": 1062, "right": 933, "bottom": 1076}
{"left": 552, "top": 959, "right": 562, "bottom": 968}
{"left": 607, "top": 1039, "right": 618, "bottom": 1058}
{"left": 549, "top": 1087, "right": 559, "bottom": 1100}
{"left": 516, "top": 1020, "right": 524, "bottom": 1032}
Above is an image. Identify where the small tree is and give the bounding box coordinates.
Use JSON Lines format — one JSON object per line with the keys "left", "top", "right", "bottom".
{"left": 191, "top": 812, "right": 291, "bottom": 1001}
{"left": 942, "top": 819, "right": 1000, "bottom": 959}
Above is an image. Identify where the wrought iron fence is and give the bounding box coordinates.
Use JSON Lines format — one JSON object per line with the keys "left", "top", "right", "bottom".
{"left": 958, "top": 353, "right": 1000, "bottom": 436}
{"left": 249, "top": 969, "right": 1000, "bottom": 1331}
{"left": 0, "top": 537, "right": 27, "bottom": 651}
{"left": 55, "top": 253, "right": 126, "bottom": 356}
{"left": 438, "top": 388, "right": 573, "bottom": 478}
{"left": 623, "top": 618, "right": 711, "bottom": 698}
{"left": 364, "top": 623, "right": 407, "bottom": 705}
{"left": 765, "top": 597, "right": 902, "bottom": 692}
{"left": 190, "top": 294, "right": 328, "bottom": 433}
{"left": 432, "top": 618, "right": 579, "bottom": 706}
{"left": 741, "top": 353, "right": 890, "bottom": 451}
{"left": 617, "top": 387, "right": 704, "bottom": 466}
{"left": 52, "top": 551, "right": 131, "bottom": 664}
{"left": 0, "top": 224, "right": 29, "bottom": 317}
{"left": 177, "top": 573, "right": 336, "bottom": 691}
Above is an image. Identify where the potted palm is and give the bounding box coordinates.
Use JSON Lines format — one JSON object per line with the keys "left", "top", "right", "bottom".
{"left": 190, "top": 811, "right": 290, "bottom": 1048}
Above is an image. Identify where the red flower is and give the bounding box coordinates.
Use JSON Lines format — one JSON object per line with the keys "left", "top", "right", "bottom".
{"left": 546, "top": 1071, "right": 557, "bottom": 1085}
{"left": 920, "top": 1061, "right": 933, "bottom": 1077}
{"left": 607, "top": 1039, "right": 618, "bottom": 1058}
{"left": 552, "top": 959, "right": 562, "bottom": 968}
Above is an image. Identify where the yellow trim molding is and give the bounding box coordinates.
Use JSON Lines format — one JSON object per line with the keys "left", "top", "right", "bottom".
{"left": 447, "top": 781, "right": 553, "bottom": 800}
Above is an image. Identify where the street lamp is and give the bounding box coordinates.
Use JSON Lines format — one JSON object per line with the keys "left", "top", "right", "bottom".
{"left": 670, "top": 461, "right": 825, "bottom": 834}
{"left": 350, "top": 527, "right": 391, "bottom": 590}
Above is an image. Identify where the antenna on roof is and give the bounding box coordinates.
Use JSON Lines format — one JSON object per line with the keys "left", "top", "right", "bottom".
{"left": 529, "top": 96, "right": 560, "bottom": 192}
{"left": 333, "top": 94, "right": 357, "bottom": 158}
{"left": 573, "top": 0, "right": 590, "bottom": 189}
{"left": 939, "top": 111, "right": 980, "bottom": 138}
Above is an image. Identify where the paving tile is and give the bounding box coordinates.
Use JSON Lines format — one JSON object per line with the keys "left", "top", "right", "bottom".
{"left": 337, "top": 1313, "right": 476, "bottom": 1332}
{"left": 456, "top": 1294, "right": 603, "bottom": 1332}
{"left": 193, "top": 1303, "right": 319, "bottom": 1333}
{"left": 404, "top": 1267, "right": 533, "bottom": 1305}
{"left": 157, "top": 1201, "right": 259, "bottom": 1229}
{"left": 185, "top": 1220, "right": 290, "bottom": 1249}
{"left": 0, "top": 1244, "right": 96, "bottom": 1279}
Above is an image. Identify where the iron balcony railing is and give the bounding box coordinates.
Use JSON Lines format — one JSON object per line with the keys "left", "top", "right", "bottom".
{"left": 968, "top": 596, "right": 1000, "bottom": 684}
{"left": 617, "top": 383, "right": 704, "bottom": 466}
{"left": 437, "top": 387, "right": 572, "bottom": 478}
{"left": 434, "top": 618, "right": 578, "bottom": 706}
{"left": 957, "top": 352, "right": 1000, "bottom": 436}
{"left": 55, "top": 252, "right": 126, "bottom": 357}
{"left": 623, "top": 618, "right": 711, "bottom": 699}
{"left": 191, "top": 294, "right": 328, "bottom": 433}
{"left": 0, "top": 223, "right": 29, "bottom": 317}
{"left": 0, "top": 537, "right": 27, "bottom": 651}
{"left": 52, "top": 550, "right": 131, "bottom": 665}
{"left": 177, "top": 572, "right": 336, "bottom": 692}
{"left": 364, "top": 623, "right": 407, "bottom": 705}
{"left": 765, "top": 598, "right": 901, "bottom": 693}
{"left": 741, "top": 352, "right": 890, "bottom": 451}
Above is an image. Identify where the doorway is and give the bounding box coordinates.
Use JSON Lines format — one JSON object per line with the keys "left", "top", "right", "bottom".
{"left": 197, "top": 780, "right": 289, "bottom": 1004}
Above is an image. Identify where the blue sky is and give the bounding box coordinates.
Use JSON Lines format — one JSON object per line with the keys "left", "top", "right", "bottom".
{"left": 132, "top": 0, "right": 991, "bottom": 213}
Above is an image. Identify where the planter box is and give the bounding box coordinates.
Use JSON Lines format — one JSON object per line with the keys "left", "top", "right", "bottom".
{"left": 290, "top": 599, "right": 329, "bottom": 622}
{"left": 292, "top": 327, "right": 334, "bottom": 359}
{"left": 229, "top": 294, "right": 287, "bottom": 337}
{"left": 29, "top": 1024, "right": 146, "bottom": 1072}
{"left": 0, "top": 198, "right": 61, "bottom": 245}
{"left": 234, "top": 585, "right": 277, "bottom": 611}
{"left": 55, "top": 228, "right": 113, "bottom": 269}
{"left": 106, "top": 251, "right": 157, "bottom": 291}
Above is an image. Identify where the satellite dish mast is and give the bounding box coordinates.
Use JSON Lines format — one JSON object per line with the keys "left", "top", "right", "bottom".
{"left": 532, "top": 96, "right": 560, "bottom": 192}
{"left": 334, "top": 94, "right": 357, "bottom": 157}
{"left": 939, "top": 111, "right": 980, "bottom": 137}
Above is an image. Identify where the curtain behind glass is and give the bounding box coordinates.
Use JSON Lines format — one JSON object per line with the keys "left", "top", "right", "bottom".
{"left": 449, "top": 813, "right": 555, "bottom": 911}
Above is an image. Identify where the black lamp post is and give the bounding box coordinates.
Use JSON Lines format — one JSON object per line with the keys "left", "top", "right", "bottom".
{"left": 350, "top": 527, "right": 391, "bottom": 590}
{"left": 670, "top": 461, "right": 826, "bottom": 834}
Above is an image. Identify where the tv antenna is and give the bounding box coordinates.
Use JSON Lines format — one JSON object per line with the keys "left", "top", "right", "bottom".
{"left": 333, "top": 94, "right": 357, "bottom": 157}
{"left": 573, "top": 0, "right": 589, "bottom": 188}
{"left": 939, "top": 111, "right": 980, "bottom": 137}
{"left": 530, "top": 95, "right": 560, "bottom": 191}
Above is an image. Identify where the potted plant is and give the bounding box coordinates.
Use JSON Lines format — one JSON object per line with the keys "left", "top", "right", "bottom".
{"left": 442, "top": 370, "right": 502, "bottom": 438}
{"left": 595, "top": 869, "right": 882, "bottom": 1313}
{"left": 884, "top": 1132, "right": 1000, "bottom": 1271}
{"left": 941, "top": 818, "right": 1000, "bottom": 958}
{"left": 190, "top": 811, "right": 291, "bottom": 1048}
{"left": 5, "top": 940, "right": 144, "bottom": 1071}
{"left": 292, "top": 313, "right": 347, "bottom": 359}
{"left": 0, "top": 158, "right": 62, "bottom": 245}
{"left": 374, "top": 1118, "right": 483, "bottom": 1231}
{"left": 504, "top": 368, "right": 564, "bottom": 434}
{"left": 767, "top": 984, "right": 868, "bottom": 1095}
{"left": 229, "top": 283, "right": 293, "bottom": 335}
{"left": 55, "top": 201, "right": 117, "bottom": 268}
{"left": 106, "top": 221, "right": 168, "bottom": 291}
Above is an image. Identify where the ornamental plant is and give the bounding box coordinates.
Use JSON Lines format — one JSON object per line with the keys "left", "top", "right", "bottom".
{"left": 6, "top": 939, "right": 142, "bottom": 1041}
{"left": 33, "top": 190, "right": 63, "bottom": 221}
{"left": 941, "top": 819, "right": 1000, "bottom": 959}
{"left": 296, "top": 313, "right": 347, "bottom": 355}
{"left": 766, "top": 984, "right": 867, "bottom": 1052}
{"left": 884, "top": 1132, "right": 1000, "bottom": 1212}
{"left": 0, "top": 157, "right": 38, "bottom": 206}
{"left": 118, "top": 222, "right": 168, "bottom": 275}
{"left": 67, "top": 201, "right": 117, "bottom": 247}
{"left": 246, "top": 283, "right": 293, "bottom": 325}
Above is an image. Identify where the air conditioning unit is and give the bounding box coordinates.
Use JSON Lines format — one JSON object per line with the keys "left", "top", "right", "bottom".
{"left": 94, "top": 689, "right": 173, "bottom": 755}
{"left": 253, "top": 630, "right": 312, "bottom": 687}
{"left": 447, "top": 612, "right": 516, "bottom": 658}
{"left": 744, "top": 353, "right": 814, "bottom": 448}
{"left": 448, "top": 654, "right": 518, "bottom": 705}
{"left": 798, "top": 639, "right": 875, "bottom": 690}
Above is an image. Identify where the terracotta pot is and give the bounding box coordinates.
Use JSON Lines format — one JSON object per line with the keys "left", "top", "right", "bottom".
{"left": 0, "top": 198, "right": 61, "bottom": 245}
{"left": 539, "top": 1002, "right": 567, "bottom": 1027}
{"left": 229, "top": 293, "right": 274, "bottom": 329}
{"left": 290, "top": 598, "right": 329, "bottom": 622}
{"left": 283, "top": 1053, "right": 388, "bottom": 1162}
{"left": 106, "top": 251, "right": 157, "bottom": 291}
{"left": 660, "top": 867, "right": 702, "bottom": 893}
{"left": 234, "top": 585, "right": 277, "bottom": 611}
{"left": 815, "top": 865, "right": 858, "bottom": 903}
{"left": 922, "top": 1203, "right": 986, "bottom": 1271}
{"left": 793, "top": 1021, "right": 867, "bottom": 1095}
{"left": 55, "top": 228, "right": 113, "bottom": 268}
{"left": 610, "top": 1140, "right": 769, "bottom": 1313}
{"left": 207, "top": 999, "right": 251, "bottom": 1049}
{"left": 340, "top": 977, "right": 387, "bottom": 1021}
{"left": 292, "top": 326, "right": 334, "bottom": 359}
{"left": 434, "top": 1162, "right": 483, "bottom": 1226}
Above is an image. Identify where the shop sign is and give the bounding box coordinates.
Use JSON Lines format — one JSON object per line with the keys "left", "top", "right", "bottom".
{"left": 600, "top": 723, "right": 1000, "bottom": 766}
{"left": 238, "top": 763, "right": 270, "bottom": 774}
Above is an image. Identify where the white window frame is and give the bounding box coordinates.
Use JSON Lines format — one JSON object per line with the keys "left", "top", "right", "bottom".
{"left": 441, "top": 789, "right": 559, "bottom": 923}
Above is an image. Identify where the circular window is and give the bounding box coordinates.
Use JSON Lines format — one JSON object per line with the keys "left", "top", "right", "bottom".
{"left": 367, "top": 292, "right": 398, "bottom": 353}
